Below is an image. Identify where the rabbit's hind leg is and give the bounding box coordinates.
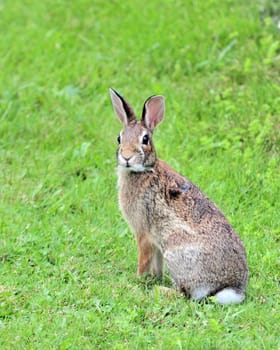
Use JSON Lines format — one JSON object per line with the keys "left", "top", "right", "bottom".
{"left": 190, "top": 286, "right": 211, "bottom": 301}
{"left": 164, "top": 245, "right": 202, "bottom": 297}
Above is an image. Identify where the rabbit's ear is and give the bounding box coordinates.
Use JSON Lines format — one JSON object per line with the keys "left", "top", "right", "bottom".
{"left": 109, "top": 88, "right": 136, "bottom": 125}
{"left": 142, "top": 95, "right": 165, "bottom": 130}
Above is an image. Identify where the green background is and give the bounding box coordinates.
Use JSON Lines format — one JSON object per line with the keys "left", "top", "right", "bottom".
{"left": 0, "top": 0, "right": 279, "bottom": 349}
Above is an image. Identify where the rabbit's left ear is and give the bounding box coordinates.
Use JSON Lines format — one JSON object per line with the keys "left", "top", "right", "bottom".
{"left": 109, "top": 88, "right": 136, "bottom": 125}
{"left": 142, "top": 95, "right": 165, "bottom": 130}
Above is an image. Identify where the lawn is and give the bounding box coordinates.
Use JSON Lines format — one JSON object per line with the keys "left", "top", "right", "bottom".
{"left": 0, "top": 0, "right": 279, "bottom": 349}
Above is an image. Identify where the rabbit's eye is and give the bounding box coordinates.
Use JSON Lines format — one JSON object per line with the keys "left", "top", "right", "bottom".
{"left": 142, "top": 134, "right": 149, "bottom": 145}
{"left": 117, "top": 135, "right": 121, "bottom": 144}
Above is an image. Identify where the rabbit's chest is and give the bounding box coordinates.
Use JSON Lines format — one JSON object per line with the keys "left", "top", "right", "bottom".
{"left": 118, "top": 184, "right": 151, "bottom": 232}
{"left": 117, "top": 172, "right": 162, "bottom": 233}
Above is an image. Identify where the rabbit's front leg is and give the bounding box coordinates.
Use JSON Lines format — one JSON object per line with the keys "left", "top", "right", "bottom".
{"left": 150, "top": 247, "right": 163, "bottom": 279}
{"left": 136, "top": 234, "right": 154, "bottom": 276}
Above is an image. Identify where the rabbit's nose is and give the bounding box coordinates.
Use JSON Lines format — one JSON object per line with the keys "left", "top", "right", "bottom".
{"left": 121, "top": 149, "right": 133, "bottom": 161}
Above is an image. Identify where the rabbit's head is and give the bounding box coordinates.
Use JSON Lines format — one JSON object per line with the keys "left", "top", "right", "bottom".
{"left": 110, "top": 89, "right": 165, "bottom": 172}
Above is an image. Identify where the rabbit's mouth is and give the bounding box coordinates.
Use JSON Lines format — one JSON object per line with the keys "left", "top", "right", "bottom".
{"left": 118, "top": 152, "right": 154, "bottom": 172}
{"left": 118, "top": 162, "right": 153, "bottom": 173}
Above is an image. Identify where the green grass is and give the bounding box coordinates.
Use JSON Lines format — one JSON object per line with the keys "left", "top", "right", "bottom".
{"left": 0, "top": 0, "right": 279, "bottom": 349}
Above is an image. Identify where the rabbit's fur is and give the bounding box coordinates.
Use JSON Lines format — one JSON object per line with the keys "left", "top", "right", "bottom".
{"left": 110, "top": 88, "right": 248, "bottom": 304}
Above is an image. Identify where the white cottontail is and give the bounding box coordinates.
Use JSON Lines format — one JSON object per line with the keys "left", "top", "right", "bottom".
{"left": 109, "top": 88, "right": 248, "bottom": 304}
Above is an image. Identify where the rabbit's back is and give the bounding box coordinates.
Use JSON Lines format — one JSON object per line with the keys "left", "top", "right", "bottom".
{"left": 118, "top": 159, "right": 245, "bottom": 248}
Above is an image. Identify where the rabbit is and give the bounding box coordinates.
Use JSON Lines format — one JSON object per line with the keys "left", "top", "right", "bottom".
{"left": 109, "top": 88, "right": 248, "bottom": 304}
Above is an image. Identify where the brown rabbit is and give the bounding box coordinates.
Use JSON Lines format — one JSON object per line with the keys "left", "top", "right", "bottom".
{"left": 109, "top": 88, "right": 248, "bottom": 304}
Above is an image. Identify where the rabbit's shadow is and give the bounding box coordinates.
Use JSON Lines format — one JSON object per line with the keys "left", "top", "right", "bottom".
{"left": 137, "top": 274, "right": 221, "bottom": 305}
{"left": 138, "top": 273, "right": 173, "bottom": 291}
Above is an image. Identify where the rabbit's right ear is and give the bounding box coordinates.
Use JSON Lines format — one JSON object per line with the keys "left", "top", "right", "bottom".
{"left": 142, "top": 95, "right": 165, "bottom": 130}
{"left": 109, "top": 88, "right": 136, "bottom": 125}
